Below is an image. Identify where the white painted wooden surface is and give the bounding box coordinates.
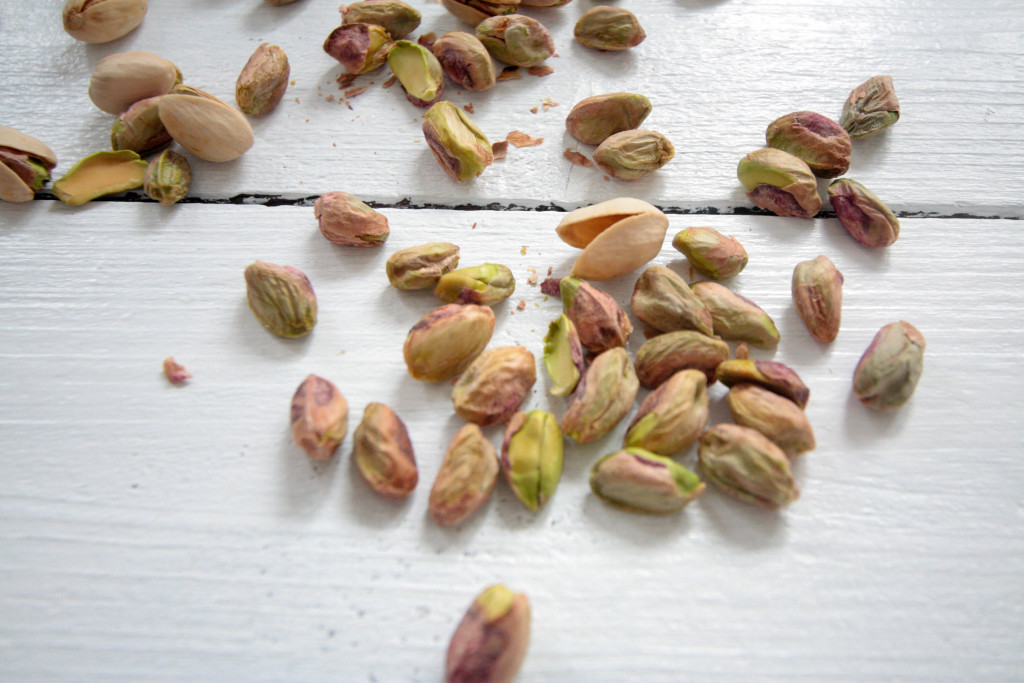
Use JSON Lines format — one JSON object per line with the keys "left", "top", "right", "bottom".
{"left": 1, "top": 0, "right": 1022, "bottom": 214}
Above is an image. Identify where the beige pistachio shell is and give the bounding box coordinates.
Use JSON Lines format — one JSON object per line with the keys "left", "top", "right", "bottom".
{"left": 88, "top": 51, "right": 182, "bottom": 115}
{"left": 63, "top": 0, "right": 148, "bottom": 44}
{"left": 158, "top": 94, "right": 255, "bottom": 162}
{"left": 0, "top": 127, "right": 58, "bottom": 203}
{"left": 555, "top": 196, "right": 659, "bottom": 248}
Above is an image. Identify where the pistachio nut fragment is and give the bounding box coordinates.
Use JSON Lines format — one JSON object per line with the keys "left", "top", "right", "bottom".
{"left": 727, "top": 384, "right": 815, "bottom": 457}
{"left": 792, "top": 255, "right": 843, "bottom": 342}
{"left": 88, "top": 51, "right": 182, "bottom": 115}
{"left": 625, "top": 369, "right": 709, "bottom": 456}
{"left": 766, "top": 111, "right": 852, "bottom": 179}
{"left": 388, "top": 40, "right": 445, "bottom": 106}
{"left": 290, "top": 374, "right": 348, "bottom": 460}
{"left": 386, "top": 242, "right": 460, "bottom": 289}
{"left": 560, "top": 276, "right": 632, "bottom": 354}
{"left": 852, "top": 321, "right": 925, "bottom": 411}
{"left": 841, "top": 75, "right": 900, "bottom": 138}
{"left": 236, "top": 43, "right": 290, "bottom": 117}
{"left": 542, "top": 314, "right": 584, "bottom": 397}
{"left": 631, "top": 265, "right": 714, "bottom": 336}
{"left": 244, "top": 261, "right": 318, "bottom": 338}
{"left": 555, "top": 198, "right": 669, "bottom": 281}
{"left": 634, "top": 330, "right": 730, "bottom": 389}
{"left": 433, "top": 31, "right": 497, "bottom": 91}
{"left": 827, "top": 178, "right": 900, "bottom": 248}
{"left": 446, "top": 584, "right": 530, "bottom": 683}
{"left": 692, "top": 281, "right": 780, "bottom": 348}
{"left": 715, "top": 359, "right": 809, "bottom": 409}
{"left": 404, "top": 304, "right": 495, "bottom": 381}
{"left": 434, "top": 264, "right": 515, "bottom": 305}
{"left": 422, "top": 101, "right": 494, "bottom": 182}
{"left": 501, "top": 410, "right": 563, "bottom": 510}
{"left": 342, "top": 0, "right": 421, "bottom": 39}
{"left": 314, "top": 191, "right": 390, "bottom": 247}
{"left": 476, "top": 14, "right": 555, "bottom": 67}
{"left": 144, "top": 149, "right": 191, "bottom": 206}
{"left": 452, "top": 346, "right": 537, "bottom": 426}
{"left": 593, "top": 129, "right": 674, "bottom": 181}
{"left": 561, "top": 347, "right": 639, "bottom": 444}
{"left": 698, "top": 423, "right": 799, "bottom": 509}
{"left": 441, "top": 0, "right": 520, "bottom": 27}
{"left": 324, "top": 23, "right": 394, "bottom": 75}
{"left": 0, "top": 126, "right": 57, "bottom": 203}
{"left": 566, "top": 92, "right": 652, "bottom": 146}
{"left": 429, "top": 424, "right": 500, "bottom": 526}
{"left": 737, "top": 148, "right": 822, "bottom": 218}
{"left": 52, "top": 150, "right": 147, "bottom": 205}
{"left": 158, "top": 94, "right": 255, "bottom": 162}
{"left": 353, "top": 402, "right": 418, "bottom": 498}
{"left": 590, "top": 448, "right": 704, "bottom": 514}
{"left": 671, "top": 227, "right": 748, "bottom": 281}
{"left": 110, "top": 95, "right": 171, "bottom": 154}
{"left": 63, "top": 0, "right": 148, "bottom": 44}
{"left": 574, "top": 6, "right": 645, "bottom": 51}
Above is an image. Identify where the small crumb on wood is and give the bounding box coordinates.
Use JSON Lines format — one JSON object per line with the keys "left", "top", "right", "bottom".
{"left": 547, "top": 266, "right": 552, "bottom": 276}
{"left": 540, "top": 277, "right": 561, "bottom": 296}
{"left": 521, "top": 246, "right": 528, "bottom": 255}
{"left": 507, "top": 131, "right": 543, "bottom": 147}
{"left": 492, "top": 140, "right": 509, "bottom": 160}
{"left": 517, "top": 300, "right": 527, "bottom": 311}
{"left": 526, "top": 268, "right": 539, "bottom": 286}
{"left": 735, "top": 342, "right": 750, "bottom": 360}
{"left": 563, "top": 149, "right": 593, "bottom": 167}
{"left": 688, "top": 264, "right": 695, "bottom": 281}
{"left": 529, "top": 106, "right": 539, "bottom": 114}
{"left": 344, "top": 86, "right": 368, "bottom": 99}
{"left": 163, "top": 357, "right": 191, "bottom": 385}
{"left": 290, "top": 80, "right": 296, "bottom": 86}
{"left": 325, "top": 94, "right": 335, "bottom": 102}
{"left": 463, "top": 103, "right": 475, "bottom": 113}
{"left": 336, "top": 73, "right": 358, "bottom": 88}
{"left": 295, "top": 97, "right": 302, "bottom": 104}
{"left": 542, "top": 98, "right": 559, "bottom": 111}
{"left": 382, "top": 74, "right": 398, "bottom": 89}
{"left": 528, "top": 65, "right": 554, "bottom": 77}
{"left": 497, "top": 66, "right": 521, "bottom": 81}
{"left": 603, "top": 175, "right": 610, "bottom": 181}
{"left": 418, "top": 32, "right": 437, "bottom": 49}
{"left": 472, "top": 222, "right": 477, "bottom": 229}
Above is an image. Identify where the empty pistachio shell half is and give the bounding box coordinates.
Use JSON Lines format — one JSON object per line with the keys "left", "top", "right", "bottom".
{"left": 591, "top": 448, "right": 704, "bottom": 514}
{"left": 852, "top": 321, "right": 925, "bottom": 411}
{"left": 501, "top": 410, "right": 563, "bottom": 511}
{"left": 0, "top": 126, "right": 57, "bottom": 203}
{"left": 403, "top": 304, "right": 495, "bottom": 381}
{"left": 446, "top": 585, "right": 530, "bottom": 683}
{"left": 63, "top": 0, "right": 148, "bottom": 44}
{"left": 88, "top": 51, "right": 182, "bottom": 115}
{"left": 158, "top": 94, "right": 255, "bottom": 162}
{"left": 452, "top": 346, "right": 536, "bottom": 426}
{"left": 52, "top": 150, "right": 148, "bottom": 205}
{"left": 290, "top": 374, "right": 348, "bottom": 460}
{"left": 342, "top": 0, "right": 422, "bottom": 39}
{"left": 429, "top": 424, "right": 500, "bottom": 527}
{"left": 593, "top": 129, "right": 675, "bottom": 181}
{"left": 555, "top": 198, "right": 669, "bottom": 281}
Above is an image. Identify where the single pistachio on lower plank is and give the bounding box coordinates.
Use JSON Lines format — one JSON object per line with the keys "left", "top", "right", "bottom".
{"left": 574, "top": 5, "right": 645, "bottom": 51}
{"left": 88, "top": 51, "right": 181, "bottom": 115}
{"left": 386, "top": 242, "right": 460, "bottom": 289}
{"left": 52, "top": 150, "right": 148, "bottom": 205}
{"left": 429, "top": 424, "right": 500, "bottom": 526}
{"left": 715, "top": 359, "right": 809, "bottom": 409}
{"left": 555, "top": 198, "right": 669, "bottom": 281}
{"left": 236, "top": 43, "right": 290, "bottom": 117}
{"left": 403, "top": 304, "right": 495, "bottom": 381}
{"left": 434, "top": 264, "right": 515, "bottom": 305}
{"left": 0, "top": 126, "right": 58, "bottom": 203}
{"left": 314, "top": 191, "right": 390, "bottom": 246}
{"left": 323, "top": 23, "right": 394, "bottom": 75}
{"left": 591, "top": 448, "right": 704, "bottom": 514}
{"left": 476, "top": 14, "right": 555, "bottom": 67}
{"left": 691, "top": 281, "right": 780, "bottom": 348}
{"left": 452, "top": 346, "right": 536, "bottom": 426}
{"left": 244, "top": 260, "right": 318, "bottom": 338}
{"left": 828, "top": 178, "right": 900, "bottom": 248}
{"left": 560, "top": 276, "right": 632, "bottom": 354}
{"left": 765, "top": 111, "right": 852, "bottom": 179}
{"left": 792, "top": 255, "right": 843, "bottom": 342}
{"left": 446, "top": 584, "right": 530, "bottom": 683}
{"left": 737, "top": 148, "right": 822, "bottom": 218}
{"left": 566, "top": 92, "right": 651, "bottom": 146}
{"left": 501, "top": 410, "right": 563, "bottom": 510}
{"left": 634, "top": 330, "right": 730, "bottom": 389}
{"left": 852, "top": 321, "right": 925, "bottom": 411}
{"left": 631, "top": 265, "right": 714, "bottom": 337}
{"left": 841, "top": 75, "right": 900, "bottom": 138}
{"left": 624, "top": 369, "right": 709, "bottom": 455}
{"left": 542, "top": 314, "right": 584, "bottom": 397}
{"left": 111, "top": 95, "right": 171, "bottom": 154}
{"left": 593, "top": 129, "right": 674, "bottom": 181}
{"left": 440, "top": 0, "right": 519, "bottom": 27}
{"left": 290, "top": 374, "right": 348, "bottom": 460}
{"left": 432, "top": 31, "right": 497, "bottom": 91}
{"left": 698, "top": 423, "right": 799, "bottom": 509}
{"left": 63, "top": 0, "right": 148, "bottom": 44}
{"left": 727, "top": 383, "right": 815, "bottom": 457}
{"left": 422, "top": 101, "right": 494, "bottom": 181}
{"left": 144, "top": 149, "right": 191, "bottom": 206}
{"left": 342, "top": 0, "right": 421, "bottom": 39}
{"left": 388, "top": 40, "right": 445, "bottom": 106}
{"left": 671, "top": 227, "right": 748, "bottom": 281}
{"left": 561, "top": 347, "right": 639, "bottom": 444}
{"left": 158, "top": 94, "right": 255, "bottom": 162}
{"left": 353, "top": 402, "right": 418, "bottom": 498}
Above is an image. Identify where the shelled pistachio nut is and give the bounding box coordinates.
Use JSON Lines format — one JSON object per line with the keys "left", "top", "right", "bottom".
{"left": 727, "top": 383, "right": 815, "bottom": 457}
{"left": 452, "top": 346, "right": 536, "bottom": 426}
{"left": 593, "top": 129, "right": 674, "bottom": 181}
{"left": 0, "top": 127, "right": 57, "bottom": 203}
{"left": 446, "top": 584, "right": 530, "bottom": 683}
{"left": 560, "top": 276, "right": 632, "bottom": 354}
{"left": 403, "top": 304, "right": 495, "bottom": 381}
{"left": 555, "top": 198, "right": 669, "bottom": 281}
{"left": 314, "top": 191, "right": 390, "bottom": 247}
{"left": 698, "top": 423, "right": 799, "bottom": 509}
{"left": 158, "top": 94, "right": 255, "bottom": 162}
{"left": 841, "top": 75, "right": 900, "bottom": 138}
{"left": 388, "top": 40, "right": 445, "bottom": 106}
{"left": 429, "top": 424, "right": 499, "bottom": 526}
{"left": 244, "top": 260, "right": 318, "bottom": 338}
{"left": 323, "top": 23, "right": 394, "bottom": 74}
{"left": 631, "top": 265, "right": 713, "bottom": 337}
{"left": 89, "top": 51, "right": 181, "bottom": 115}
{"left": 290, "top": 374, "right": 348, "bottom": 460}
{"left": 715, "top": 359, "right": 809, "bottom": 409}
{"left": 542, "top": 314, "right": 584, "bottom": 397}
{"left": 561, "top": 347, "right": 639, "bottom": 444}
{"left": 63, "top": 0, "right": 148, "bottom": 44}
{"left": 110, "top": 95, "right": 171, "bottom": 154}
{"left": 441, "top": 0, "right": 519, "bottom": 27}
{"left": 634, "top": 330, "right": 729, "bottom": 389}
{"left": 353, "top": 402, "right": 418, "bottom": 498}
{"left": 827, "top": 178, "right": 900, "bottom": 248}
{"left": 671, "top": 227, "right": 748, "bottom": 280}
{"left": 432, "top": 31, "right": 497, "bottom": 91}
{"left": 737, "top": 148, "right": 821, "bottom": 218}
{"left": 236, "top": 43, "right": 290, "bottom": 117}
{"left": 435, "top": 263, "right": 515, "bottom": 305}
{"left": 501, "top": 410, "right": 563, "bottom": 511}
{"left": 566, "top": 92, "right": 651, "bottom": 146}
{"left": 624, "top": 369, "right": 708, "bottom": 456}
{"left": 52, "top": 150, "right": 147, "bottom": 205}
{"left": 852, "top": 321, "right": 925, "bottom": 411}
{"left": 144, "top": 150, "right": 191, "bottom": 206}
{"left": 386, "top": 242, "right": 460, "bottom": 289}
{"left": 766, "top": 111, "right": 852, "bottom": 179}
{"left": 574, "top": 5, "right": 645, "bottom": 51}
{"left": 422, "top": 101, "right": 493, "bottom": 181}
{"left": 342, "top": 0, "right": 421, "bottom": 39}
{"left": 591, "top": 448, "right": 704, "bottom": 514}
{"left": 476, "top": 14, "right": 555, "bottom": 67}
{"left": 792, "top": 255, "right": 843, "bottom": 342}
{"left": 692, "top": 281, "right": 780, "bottom": 348}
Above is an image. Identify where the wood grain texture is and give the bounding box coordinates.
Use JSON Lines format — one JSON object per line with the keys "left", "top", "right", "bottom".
{"left": 1, "top": 203, "right": 1022, "bottom": 680}
{"left": 1, "top": 0, "right": 1022, "bottom": 214}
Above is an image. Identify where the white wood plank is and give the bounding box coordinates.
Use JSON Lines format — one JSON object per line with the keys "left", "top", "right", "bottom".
{"left": 2, "top": 0, "right": 1022, "bottom": 214}
{"left": 1, "top": 203, "right": 1022, "bottom": 680}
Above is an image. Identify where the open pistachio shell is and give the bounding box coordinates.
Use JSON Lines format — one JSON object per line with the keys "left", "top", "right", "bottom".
{"left": 52, "top": 150, "right": 148, "bottom": 205}
{"left": 0, "top": 127, "right": 57, "bottom": 203}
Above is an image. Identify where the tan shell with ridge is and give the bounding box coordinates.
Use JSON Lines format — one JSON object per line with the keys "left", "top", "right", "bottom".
{"left": 556, "top": 197, "right": 668, "bottom": 280}
{"left": 158, "top": 94, "right": 255, "bottom": 162}
{"left": 88, "top": 51, "right": 181, "bottom": 115}
{"left": 0, "top": 127, "right": 58, "bottom": 203}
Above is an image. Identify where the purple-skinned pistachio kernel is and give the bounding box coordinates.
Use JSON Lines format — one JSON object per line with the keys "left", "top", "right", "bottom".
{"left": 828, "top": 178, "right": 900, "bottom": 248}
{"left": 766, "top": 111, "right": 851, "bottom": 179}
{"left": 715, "top": 359, "right": 810, "bottom": 409}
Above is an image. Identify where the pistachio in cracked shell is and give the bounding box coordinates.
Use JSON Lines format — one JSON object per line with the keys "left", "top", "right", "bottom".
{"left": 727, "top": 383, "right": 815, "bottom": 458}
{"left": 314, "top": 191, "right": 390, "bottom": 247}
{"left": 737, "top": 148, "right": 821, "bottom": 218}
{"left": 828, "top": 178, "right": 900, "bottom": 248}
{"left": 542, "top": 314, "right": 585, "bottom": 397}
{"left": 446, "top": 584, "right": 530, "bottom": 683}
{"left": 342, "top": 0, "right": 421, "bottom": 39}
{"left": 452, "top": 346, "right": 536, "bottom": 426}
{"left": 593, "top": 129, "right": 674, "bottom": 181}
{"left": 555, "top": 197, "right": 668, "bottom": 281}
{"left": 52, "top": 150, "right": 147, "bottom": 205}
{"left": 792, "top": 255, "right": 843, "bottom": 342}
{"left": 566, "top": 92, "right": 652, "bottom": 146}
{"left": 559, "top": 276, "right": 632, "bottom": 354}
{"left": 111, "top": 95, "right": 171, "bottom": 155}
{"left": 244, "top": 260, "right": 318, "bottom": 338}
{"left": 631, "top": 265, "right": 714, "bottom": 337}
{"left": 671, "top": 227, "right": 748, "bottom": 281}
{"left": 590, "top": 448, "right": 704, "bottom": 514}
{"left": 236, "top": 43, "right": 290, "bottom": 117}
{"left": 386, "top": 242, "right": 460, "bottom": 290}
{"left": 440, "top": 0, "right": 520, "bottom": 27}
{"left": 852, "top": 321, "right": 925, "bottom": 411}
{"left": 403, "top": 304, "right": 495, "bottom": 381}
{"left": 89, "top": 51, "right": 181, "bottom": 115}
{"left": 388, "top": 40, "right": 445, "bottom": 107}
{"left": 353, "top": 402, "right": 418, "bottom": 499}
{"left": 429, "top": 424, "right": 499, "bottom": 527}
{"left": 476, "top": 14, "right": 555, "bottom": 68}
{"left": 841, "top": 75, "right": 900, "bottom": 138}
{"left": 432, "top": 31, "right": 496, "bottom": 92}
{"left": 158, "top": 94, "right": 254, "bottom": 162}
{"left": 63, "top": 0, "right": 148, "bottom": 44}
{"left": 434, "top": 264, "right": 515, "bottom": 305}
{"left": 698, "top": 423, "right": 799, "bottom": 509}
{"left": 0, "top": 126, "right": 57, "bottom": 203}
{"left": 574, "top": 6, "right": 645, "bottom": 51}
{"left": 561, "top": 347, "right": 639, "bottom": 444}
{"left": 143, "top": 149, "right": 191, "bottom": 206}
{"left": 422, "top": 101, "right": 493, "bottom": 182}
{"left": 625, "top": 369, "right": 709, "bottom": 456}
{"left": 691, "top": 281, "right": 780, "bottom": 349}
{"left": 634, "top": 330, "right": 729, "bottom": 390}
{"left": 715, "top": 359, "right": 809, "bottom": 409}
{"left": 323, "top": 23, "right": 393, "bottom": 75}
{"left": 291, "top": 374, "right": 348, "bottom": 460}
{"left": 766, "top": 111, "right": 851, "bottom": 179}
{"left": 501, "top": 410, "right": 563, "bottom": 511}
